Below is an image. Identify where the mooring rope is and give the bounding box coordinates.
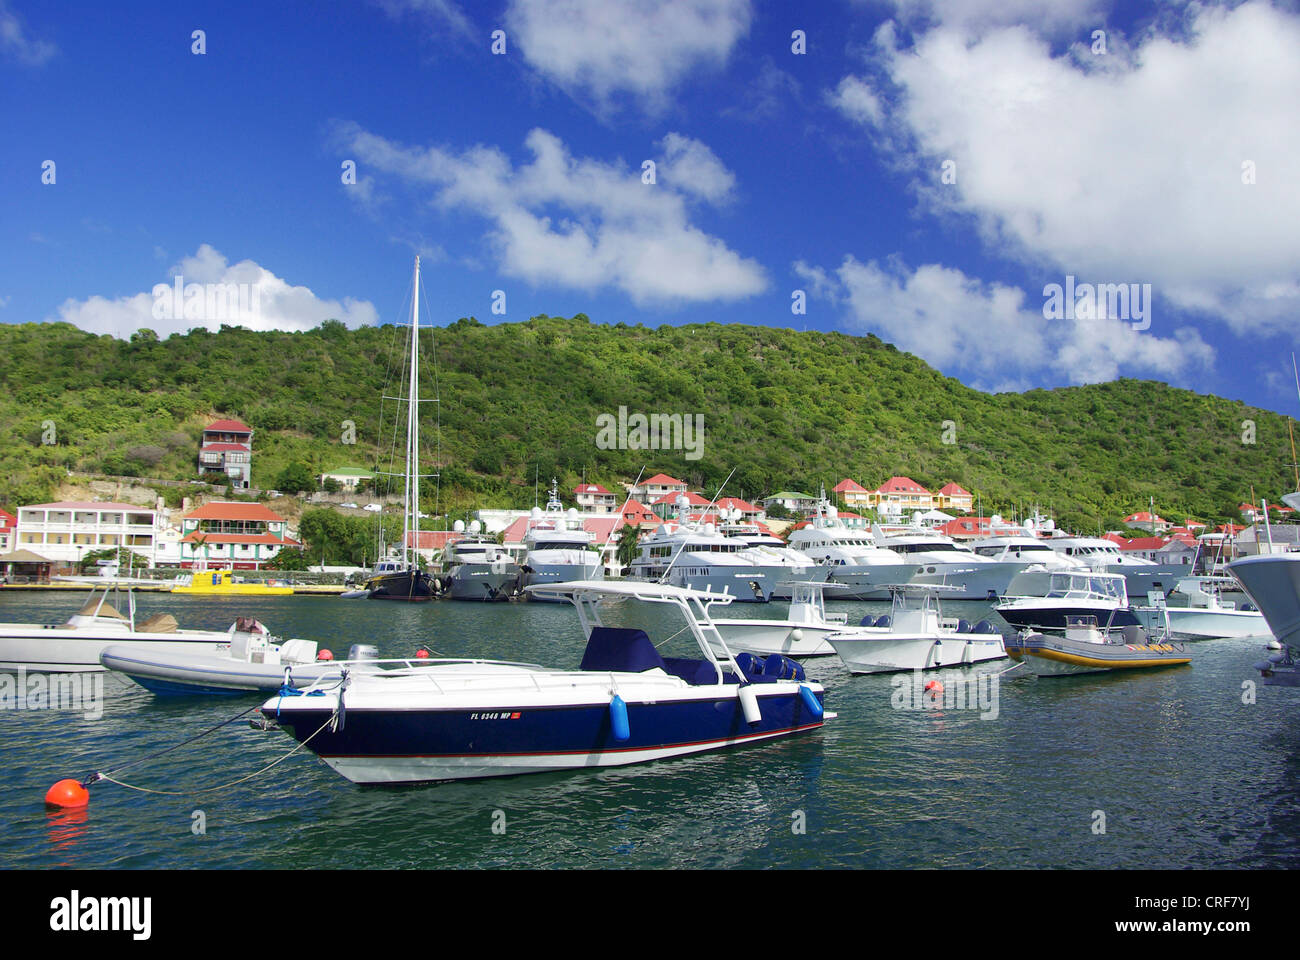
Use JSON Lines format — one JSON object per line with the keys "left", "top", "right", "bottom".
{"left": 85, "top": 701, "right": 266, "bottom": 784}
{"left": 87, "top": 709, "right": 340, "bottom": 797}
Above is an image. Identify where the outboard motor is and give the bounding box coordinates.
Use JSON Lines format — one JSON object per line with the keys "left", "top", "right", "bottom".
{"left": 347, "top": 643, "right": 380, "bottom": 662}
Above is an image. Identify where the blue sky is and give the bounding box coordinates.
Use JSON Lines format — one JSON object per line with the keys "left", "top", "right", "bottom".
{"left": 3, "top": 0, "right": 1298, "bottom": 412}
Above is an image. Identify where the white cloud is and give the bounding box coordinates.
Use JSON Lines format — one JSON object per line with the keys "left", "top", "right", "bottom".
{"left": 803, "top": 255, "right": 1214, "bottom": 388}
{"left": 658, "top": 133, "right": 736, "bottom": 203}
{"left": 878, "top": 0, "right": 1107, "bottom": 37}
{"left": 372, "top": 0, "right": 475, "bottom": 41}
{"left": 337, "top": 123, "right": 767, "bottom": 305}
{"left": 840, "top": 2, "right": 1300, "bottom": 336}
{"left": 828, "top": 76, "right": 884, "bottom": 127}
{"left": 50, "top": 245, "right": 378, "bottom": 339}
{"left": 504, "top": 0, "right": 752, "bottom": 111}
{"left": 0, "top": 0, "right": 55, "bottom": 65}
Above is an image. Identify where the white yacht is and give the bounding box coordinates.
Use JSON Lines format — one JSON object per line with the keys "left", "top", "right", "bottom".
{"left": 785, "top": 504, "right": 916, "bottom": 600}
{"left": 964, "top": 524, "right": 1088, "bottom": 597}
{"left": 1047, "top": 535, "right": 1192, "bottom": 598}
{"left": 1229, "top": 552, "right": 1300, "bottom": 686}
{"left": 521, "top": 483, "right": 604, "bottom": 600}
{"left": 872, "top": 523, "right": 1013, "bottom": 600}
{"left": 718, "top": 511, "right": 827, "bottom": 598}
{"left": 443, "top": 521, "right": 522, "bottom": 601}
{"left": 628, "top": 515, "right": 786, "bottom": 602}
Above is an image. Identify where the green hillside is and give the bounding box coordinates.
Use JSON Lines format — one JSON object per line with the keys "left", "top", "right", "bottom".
{"left": 0, "top": 316, "right": 1292, "bottom": 532}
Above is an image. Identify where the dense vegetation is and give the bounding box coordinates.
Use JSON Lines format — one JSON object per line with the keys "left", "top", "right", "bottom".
{"left": 0, "top": 316, "right": 1292, "bottom": 533}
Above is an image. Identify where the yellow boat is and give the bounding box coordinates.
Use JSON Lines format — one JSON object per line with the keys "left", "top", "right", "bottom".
{"left": 171, "top": 570, "right": 294, "bottom": 596}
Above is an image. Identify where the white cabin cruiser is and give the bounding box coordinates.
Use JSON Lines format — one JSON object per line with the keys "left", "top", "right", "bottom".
{"left": 824, "top": 584, "right": 1006, "bottom": 674}
{"left": 258, "top": 580, "right": 831, "bottom": 785}
{"left": 996, "top": 570, "right": 1138, "bottom": 632}
{"left": 0, "top": 585, "right": 252, "bottom": 673}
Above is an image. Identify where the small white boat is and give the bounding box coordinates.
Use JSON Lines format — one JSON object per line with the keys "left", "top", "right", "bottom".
{"left": 257, "top": 580, "right": 832, "bottom": 785}
{"left": 995, "top": 570, "right": 1138, "bottom": 632}
{"left": 1133, "top": 576, "right": 1268, "bottom": 640}
{"left": 709, "top": 581, "right": 849, "bottom": 657}
{"left": 825, "top": 584, "right": 1006, "bottom": 674}
{"left": 100, "top": 619, "right": 342, "bottom": 695}
{"left": 0, "top": 585, "right": 246, "bottom": 673}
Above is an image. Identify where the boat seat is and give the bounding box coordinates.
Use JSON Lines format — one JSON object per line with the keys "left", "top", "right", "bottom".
{"left": 663, "top": 657, "right": 739, "bottom": 685}
{"left": 1120, "top": 625, "right": 1148, "bottom": 644}
{"left": 762, "top": 653, "right": 806, "bottom": 681}
{"left": 955, "top": 619, "right": 971, "bottom": 634}
{"left": 972, "top": 620, "right": 998, "bottom": 634}
{"left": 580, "top": 627, "right": 667, "bottom": 674}
{"left": 859, "top": 615, "right": 875, "bottom": 626}
{"left": 875, "top": 615, "right": 891, "bottom": 628}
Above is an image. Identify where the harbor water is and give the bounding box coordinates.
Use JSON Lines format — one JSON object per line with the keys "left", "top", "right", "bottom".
{"left": 4, "top": 590, "right": 1299, "bottom": 869}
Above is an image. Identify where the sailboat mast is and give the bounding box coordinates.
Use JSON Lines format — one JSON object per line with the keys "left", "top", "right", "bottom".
{"left": 406, "top": 256, "right": 421, "bottom": 569}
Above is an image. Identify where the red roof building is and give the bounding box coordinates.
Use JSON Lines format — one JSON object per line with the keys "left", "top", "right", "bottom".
{"left": 833, "top": 479, "right": 872, "bottom": 508}
{"left": 179, "top": 501, "right": 298, "bottom": 570}
{"left": 626, "top": 473, "right": 689, "bottom": 503}
{"left": 1123, "top": 511, "right": 1170, "bottom": 533}
{"left": 199, "top": 418, "right": 253, "bottom": 489}
{"left": 573, "top": 483, "right": 618, "bottom": 513}
{"left": 871, "top": 476, "right": 934, "bottom": 514}
{"left": 934, "top": 482, "right": 974, "bottom": 514}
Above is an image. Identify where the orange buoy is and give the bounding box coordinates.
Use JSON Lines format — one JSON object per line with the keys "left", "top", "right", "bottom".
{"left": 415, "top": 648, "right": 430, "bottom": 659}
{"left": 925, "top": 680, "right": 944, "bottom": 697}
{"left": 317, "top": 649, "right": 334, "bottom": 661}
{"left": 45, "top": 779, "right": 89, "bottom": 809}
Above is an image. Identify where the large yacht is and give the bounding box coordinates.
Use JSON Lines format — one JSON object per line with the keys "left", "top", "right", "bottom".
{"left": 628, "top": 512, "right": 787, "bottom": 602}
{"left": 718, "top": 512, "right": 827, "bottom": 599}
{"left": 785, "top": 504, "right": 916, "bottom": 600}
{"left": 520, "top": 484, "right": 604, "bottom": 600}
{"left": 442, "top": 521, "right": 522, "bottom": 601}
{"left": 1047, "top": 535, "right": 1194, "bottom": 598}
{"left": 872, "top": 523, "right": 1015, "bottom": 600}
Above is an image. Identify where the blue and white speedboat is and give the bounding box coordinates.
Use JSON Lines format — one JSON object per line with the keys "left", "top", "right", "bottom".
{"left": 258, "top": 580, "right": 831, "bottom": 785}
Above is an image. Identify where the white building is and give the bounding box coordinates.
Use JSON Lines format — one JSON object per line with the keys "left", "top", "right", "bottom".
{"left": 16, "top": 501, "right": 161, "bottom": 568}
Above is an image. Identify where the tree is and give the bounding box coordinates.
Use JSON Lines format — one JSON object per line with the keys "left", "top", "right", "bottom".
{"left": 266, "top": 548, "right": 308, "bottom": 571}
{"left": 276, "top": 461, "right": 317, "bottom": 494}
{"left": 616, "top": 523, "right": 640, "bottom": 569}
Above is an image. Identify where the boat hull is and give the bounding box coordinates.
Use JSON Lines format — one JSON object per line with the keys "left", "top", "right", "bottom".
{"left": 996, "top": 603, "right": 1139, "bottom": 632}
{"left": 445, "top": 566, "right": 521, "bottom": 600}
{"left": 522, "top": 562, "right": 604, "bottom": 601}
{"left": 264, "top": 683, "right": 825, "bottom": 784}
{"left": 0, "top": 629, "right": 234, "bottom": 673}
{"left": 1133, "top": 606, "right": 1269, "bottom": 640}
{"left": 819, "top": 563, "right": 921, "bottom": 600}
{"left": 709, "top": 619, "right": 842, "bottom": 657}
{"left": 907, "top": 560, "right": 1042, "bottom": 600}
{"left": 827, "top": 631, "right": 1006, "bottom": 674}
{"left": 366, "top": 569, "right": 437, "bottom": 602}
{"left": 100, "top": 646, "right": 341, "bottom": 695}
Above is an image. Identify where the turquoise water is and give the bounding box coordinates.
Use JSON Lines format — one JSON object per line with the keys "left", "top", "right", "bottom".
{"left": 3, "top": 590, "right": 1299, "bottom": 869}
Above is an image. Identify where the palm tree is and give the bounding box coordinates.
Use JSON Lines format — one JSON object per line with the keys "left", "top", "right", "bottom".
{"left": 616, "top": 523, "right": 640, "bottom": 571}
